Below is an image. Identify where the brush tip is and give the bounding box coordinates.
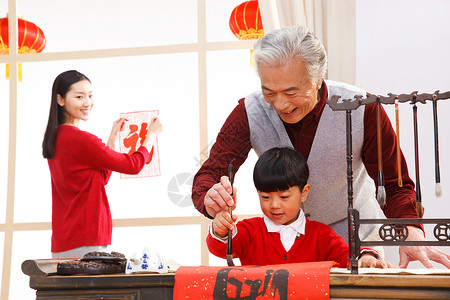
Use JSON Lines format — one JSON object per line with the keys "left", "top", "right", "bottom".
{"left": 416, "top": 201, "right": 424, "bottom": 218}
{"left": 435, "top": 183, "right": 442, "bottom": 197}
{"left": 377, "top": 186, "right": 386, "bottom": 206}
{"left": 226, "top": 255, "right": 235, "bottom": 266}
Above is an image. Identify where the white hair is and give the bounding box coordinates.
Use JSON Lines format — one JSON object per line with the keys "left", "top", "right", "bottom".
{"left": 253, "top": 25, "right": 328, "bottom": 84}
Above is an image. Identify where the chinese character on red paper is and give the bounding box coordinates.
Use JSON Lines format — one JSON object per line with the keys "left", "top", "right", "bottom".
{"left": 119, "top": 110, "right": 160, "bottom": 178}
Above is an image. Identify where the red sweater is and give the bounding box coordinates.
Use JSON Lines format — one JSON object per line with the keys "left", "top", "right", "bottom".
{"left": 207, "top": 217, "right": 350, "bottom": 267}
{"left": 193, "top": 81, "right": 417, "bottom": 220}
{"left": 48, "top": 125, "right": 150, "bottom": 252}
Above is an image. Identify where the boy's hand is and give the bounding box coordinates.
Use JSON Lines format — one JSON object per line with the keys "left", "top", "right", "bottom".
{"left": 358, "top": 253, "right": 397, "bottom": 268}
{"left": 212, "top": 210, "right": 238, "bottom": 239}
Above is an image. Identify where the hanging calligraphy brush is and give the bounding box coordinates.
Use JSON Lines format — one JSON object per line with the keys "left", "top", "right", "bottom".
{"left": 395, "top": 97, "right": 403, "bottom": 187}
{"left": 412, "top": 97, "right": 423, "bottom": 218}
{"left": 376, "top": 97, "right": 386, "bottom": 206}
{"left": 395, "top": 98, "right": 403, "bottom": 187}
{"left": 227, "top": 161, "right": 235, "bottom": 266}
{"left": 432, "top": 94, "right": 442, "bottom": 197}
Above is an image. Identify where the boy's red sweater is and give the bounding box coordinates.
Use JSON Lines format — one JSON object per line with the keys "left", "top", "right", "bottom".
{"left": 207, "top": 217, "right": 351, "bottom": 267}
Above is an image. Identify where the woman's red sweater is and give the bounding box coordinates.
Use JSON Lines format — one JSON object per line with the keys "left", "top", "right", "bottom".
{"left": 48, "top": 125, "right": 149, "bottom": 252}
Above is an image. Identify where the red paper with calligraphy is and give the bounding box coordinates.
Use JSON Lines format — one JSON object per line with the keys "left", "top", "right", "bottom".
{"left": 119, "top": 110, "right": 160, "bottom": 178}
{"left": 173, "top": 261, "right": 335, "bottom": 300}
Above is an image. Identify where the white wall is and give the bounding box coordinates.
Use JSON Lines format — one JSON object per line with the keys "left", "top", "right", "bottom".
{"left": 356, "top": 0, "right": 450, "bottom": 267}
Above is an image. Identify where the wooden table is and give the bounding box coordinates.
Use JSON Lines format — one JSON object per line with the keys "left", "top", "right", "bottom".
{"left": 22, "top": 259, "right": 450, "bottom": 300}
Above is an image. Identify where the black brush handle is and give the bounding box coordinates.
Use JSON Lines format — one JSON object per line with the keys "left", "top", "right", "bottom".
{"left": 432, "top": 99, "right": 440, "bottom": 183}
{"left": 227, "top": 232, "right": 232, "bottom": 255}
{"left": 227, "top": 161, "right": 234, "bottom": 261}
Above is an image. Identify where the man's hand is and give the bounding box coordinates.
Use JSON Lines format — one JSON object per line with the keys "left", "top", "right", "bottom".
{"left": 398, "top": 226, "right": 450, "bottom": 269}
{"left": 204, "top": 176, "right": 236, "bottom": 218}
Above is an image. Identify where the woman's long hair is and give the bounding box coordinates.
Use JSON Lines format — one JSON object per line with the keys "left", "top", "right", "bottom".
{"left": 42, "top": 70, "right": 90, "bottom": 159}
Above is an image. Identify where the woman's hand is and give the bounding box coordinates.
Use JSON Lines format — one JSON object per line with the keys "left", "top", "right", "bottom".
{"left": 107, "top": 118, "right": 126, "bottom": 150}
{"left": 142, "top": 118, "right": 162, "bottom": 149}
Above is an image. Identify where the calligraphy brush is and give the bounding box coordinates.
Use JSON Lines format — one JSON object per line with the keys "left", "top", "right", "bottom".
{"left": 412, "top": 102, "right": 423, "bottom": 218}
{"left": 227, "top": 161, "right": 235, "bottom": 266}
{"left": 432, "top": 95, "right": 442, "bottom": 197}
{"left": 376, "top": 98, "right": 386, "bottom": 206}
{"left": 395, "top": 98, "right": 403, "bottom": 187}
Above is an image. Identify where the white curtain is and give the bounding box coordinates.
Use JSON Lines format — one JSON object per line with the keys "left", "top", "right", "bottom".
{"left": 258, "top": 0, "right": 356, "bottom": 85}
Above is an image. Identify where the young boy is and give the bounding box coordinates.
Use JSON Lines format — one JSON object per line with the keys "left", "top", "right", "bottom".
{"left": 207, "top": 147, "right": 394, "bottom": 268}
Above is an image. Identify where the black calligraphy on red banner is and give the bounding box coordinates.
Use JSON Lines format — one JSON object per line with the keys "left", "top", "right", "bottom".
{"left": 213, "top": 268, "right": 289, "bottom": 299}
{"left": 173, "top": 261, "right": 334, "bottom": 300}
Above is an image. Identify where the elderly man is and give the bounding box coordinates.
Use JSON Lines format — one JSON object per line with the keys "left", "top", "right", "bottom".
{"left": 192, "top": 25, "right": 450, "bottom": 269}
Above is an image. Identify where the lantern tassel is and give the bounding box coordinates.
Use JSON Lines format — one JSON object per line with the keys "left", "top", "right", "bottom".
{"left": 250, "top": 49, "right": 255, "bottom": 68}
{"left": 4, "top": 64, "right": 23, "bottom": 81}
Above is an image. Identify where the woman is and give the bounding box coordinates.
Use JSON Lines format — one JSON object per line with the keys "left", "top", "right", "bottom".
{"left": 42, "top": 70, "right": 162, "bottom": 258}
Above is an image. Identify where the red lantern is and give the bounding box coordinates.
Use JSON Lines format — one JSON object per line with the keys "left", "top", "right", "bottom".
{"left": 0, "top": 16, "right": 46, "bottom": 81}
{"left": 229, "top": 0, "right": 264, "bottom": 40}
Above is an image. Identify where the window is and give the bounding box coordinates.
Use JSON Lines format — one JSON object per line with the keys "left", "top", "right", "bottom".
{"left": 2, "top": 0, "right": 260, "bottom": 299}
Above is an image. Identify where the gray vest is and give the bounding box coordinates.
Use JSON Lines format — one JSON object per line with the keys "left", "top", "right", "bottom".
{"left": 245, "top": 80, "right": 385, "bottom": 240}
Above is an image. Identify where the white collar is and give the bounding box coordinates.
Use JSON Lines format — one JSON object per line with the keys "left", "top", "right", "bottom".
{"left": 263, "top": 209, "right": 306, "bottom": 235}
